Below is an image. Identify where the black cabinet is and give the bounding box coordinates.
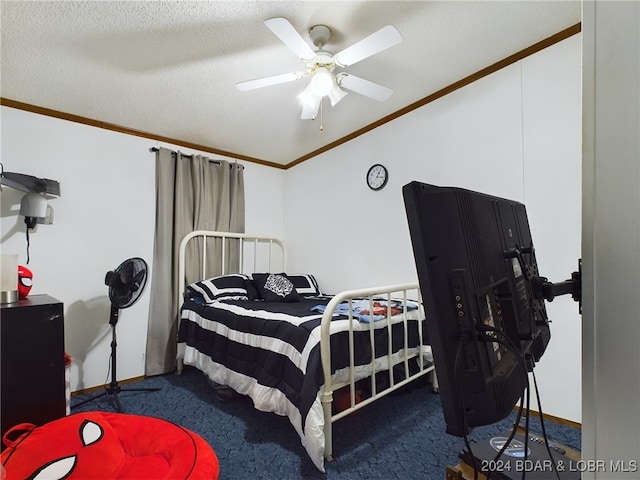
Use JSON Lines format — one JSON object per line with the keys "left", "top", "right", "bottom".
{"left": 1, "top": 294, "right": 66, "bottom": 439}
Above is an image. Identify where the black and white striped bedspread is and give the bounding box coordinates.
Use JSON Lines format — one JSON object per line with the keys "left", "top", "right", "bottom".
{"left": 177, "top": 296, "right": 426, "bottom": 471}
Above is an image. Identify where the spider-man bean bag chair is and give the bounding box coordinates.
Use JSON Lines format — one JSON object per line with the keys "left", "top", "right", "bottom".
{"left": 1, "top": 412, "right": 219, "bottom": 479}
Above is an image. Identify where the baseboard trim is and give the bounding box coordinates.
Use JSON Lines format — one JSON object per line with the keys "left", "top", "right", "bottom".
{"left": 71, "top": 376, "right": 146, "bottom": 396}
{"left": 515, "top": 407, "right": 582, "bottom": 430}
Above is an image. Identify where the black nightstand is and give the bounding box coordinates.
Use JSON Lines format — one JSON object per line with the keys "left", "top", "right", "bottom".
{"left": 1, "top": 294, "right": 66, "bottom": 440}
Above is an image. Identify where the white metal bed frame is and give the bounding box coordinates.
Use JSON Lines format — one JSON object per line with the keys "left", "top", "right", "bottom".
{"left": 176, "top": 230, "right": 436, "bottom": 463}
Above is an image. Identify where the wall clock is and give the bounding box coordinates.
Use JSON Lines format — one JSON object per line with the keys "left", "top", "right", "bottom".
{"left": 366, "top": 164, "right": 388, "bottom": 191}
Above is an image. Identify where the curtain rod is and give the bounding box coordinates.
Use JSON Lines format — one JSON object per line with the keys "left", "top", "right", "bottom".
{"left": 149, "top": 147, "right": 243, "bottom": 168}
{"left": 149, "top": 146, "right": 194, "bottom": 158}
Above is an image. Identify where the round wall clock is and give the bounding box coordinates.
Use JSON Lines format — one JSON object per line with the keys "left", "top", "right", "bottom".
{"left": 366, "top": 164, "right": 388, "bottom": 191}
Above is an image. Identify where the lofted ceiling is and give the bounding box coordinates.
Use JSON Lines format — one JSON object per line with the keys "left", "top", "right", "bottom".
{"left": 1, "top": 1, "right": 581, "bottom": 168}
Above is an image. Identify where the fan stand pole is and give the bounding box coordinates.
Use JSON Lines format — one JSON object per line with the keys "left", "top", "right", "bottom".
{"left": 72, "top": 305, "right": 160, "bottom": 413}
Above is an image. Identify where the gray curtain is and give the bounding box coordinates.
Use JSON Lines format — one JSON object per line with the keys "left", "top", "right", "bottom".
{"left": 145, "top": 147, "right": 245, "bottom": 376}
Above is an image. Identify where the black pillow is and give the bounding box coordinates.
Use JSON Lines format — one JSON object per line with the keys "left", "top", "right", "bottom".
{"left": 244, "top": 277, "right": 260, "bottom": 301}
{"left": 286, "top": 274, "right": 322, "bottom": 297}
{"left": 187, "top": 274, "right": 249, "bottom": 303}
{"left": 252, "top": 273, "right": 301, "bottom": 302}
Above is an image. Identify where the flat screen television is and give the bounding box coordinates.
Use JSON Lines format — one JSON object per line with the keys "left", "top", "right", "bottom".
{"left": 403, "top": 181, "right": 553, "bottom": 437}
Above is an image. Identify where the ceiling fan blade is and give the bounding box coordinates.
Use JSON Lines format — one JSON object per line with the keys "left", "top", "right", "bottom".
{"left": 337, "top": 74, "right": 393, "bottom": 102}
{"left": 264, "top": 17, "right": 316, "bottom": 62}
{"left": 237, "top": 72, "right": 303, "bottom": 91}
{"left": 333, "top": 25, "right": 402, "bottom": 67}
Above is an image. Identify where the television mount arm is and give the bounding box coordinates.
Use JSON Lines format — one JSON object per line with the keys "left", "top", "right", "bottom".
{"left": 530, "top": 259, "right": 582, "bottom": 312}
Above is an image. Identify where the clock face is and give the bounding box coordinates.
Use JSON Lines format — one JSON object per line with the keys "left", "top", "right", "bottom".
{"left": 367, "top": 164, "right": 388, "bottom": 191}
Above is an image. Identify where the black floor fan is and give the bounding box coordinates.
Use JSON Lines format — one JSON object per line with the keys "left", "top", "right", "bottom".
{"left": 73, "top": 257, "right": 160, "bottom": 412}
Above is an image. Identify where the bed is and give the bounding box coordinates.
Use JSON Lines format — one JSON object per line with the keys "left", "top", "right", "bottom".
{"left": 175, "top": 231, "right": 436, "bottom": 472}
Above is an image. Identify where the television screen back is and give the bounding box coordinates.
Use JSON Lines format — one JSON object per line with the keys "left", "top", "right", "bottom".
{"left": 403, "top": 181, "right": 551, "bottom": 436}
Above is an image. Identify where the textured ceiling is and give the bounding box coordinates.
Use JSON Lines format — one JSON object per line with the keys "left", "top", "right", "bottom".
{"left": 1, "top": 1, "right": 581, "bottom": 167}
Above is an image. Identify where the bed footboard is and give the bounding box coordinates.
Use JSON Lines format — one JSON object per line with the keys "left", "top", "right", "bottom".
{"left": 319, "top": 283, "right": 435, "bottom": 461}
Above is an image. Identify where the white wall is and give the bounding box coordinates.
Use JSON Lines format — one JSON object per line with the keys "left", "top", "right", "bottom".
{"left": 582, "top": 1, "right": 640, "bottom": 477}
{"left": 521, "top": 35, "right": 582, "bottom": 424}
{"left": 285, "top": 35, "right": 582, "bottom": 422}
{"left": 0, "top": 107, "right": 285, "bottom": 391}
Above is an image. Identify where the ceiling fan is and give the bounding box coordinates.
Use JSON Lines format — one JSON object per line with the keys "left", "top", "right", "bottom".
{"left": 237, "top": 18, "right": 402, "bottom": 123}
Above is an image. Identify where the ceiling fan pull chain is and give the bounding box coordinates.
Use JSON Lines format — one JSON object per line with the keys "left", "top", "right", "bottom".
{"left": 320, "top": 97, "right": 324, "bottom": 131}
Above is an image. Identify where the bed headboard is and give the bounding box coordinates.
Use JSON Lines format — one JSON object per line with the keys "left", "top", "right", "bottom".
{"left": 177, "top": 230, "right": 285, "bottom": 306}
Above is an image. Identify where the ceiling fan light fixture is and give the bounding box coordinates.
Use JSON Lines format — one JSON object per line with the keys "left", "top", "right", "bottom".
{"left": 327, "top": 82, "right": 347, "bottom": 107}
{"left": 308, "top": 67, "right": 334, "bottom": 96}
{"left": 298, "top": 85, "right": 317, "bottom": 107}
{"left": 298, "top": 86, "right": 321, "bottom": 119}
{"left": 300, "top": 101, "right": 320, "bottom": 120}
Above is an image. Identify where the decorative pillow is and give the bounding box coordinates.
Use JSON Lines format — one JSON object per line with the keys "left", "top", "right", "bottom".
{"left": 187, "top": 274, "right": 249, "bottom": 303}
{"left": 252, "top": 273, "right": 301, "bottom": 302}
{"left": 244, "top": 277, "right": 260, "bottom": 301}
{"left": 286, "top": 274, "right": 323, "bottom": 297}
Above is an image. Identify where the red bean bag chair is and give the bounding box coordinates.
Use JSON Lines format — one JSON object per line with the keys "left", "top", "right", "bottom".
{"left": 1, "top": 412, "right": 219, "bottom": 479}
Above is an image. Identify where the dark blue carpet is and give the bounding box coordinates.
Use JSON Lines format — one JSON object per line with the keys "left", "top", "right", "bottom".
{"left": 71, "top": 367, "right": 581, "bottom": 479}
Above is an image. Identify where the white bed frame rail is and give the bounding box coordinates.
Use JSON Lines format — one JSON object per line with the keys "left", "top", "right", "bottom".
{"left": 320, "top": 283, "right": 435, "bottom": 461}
